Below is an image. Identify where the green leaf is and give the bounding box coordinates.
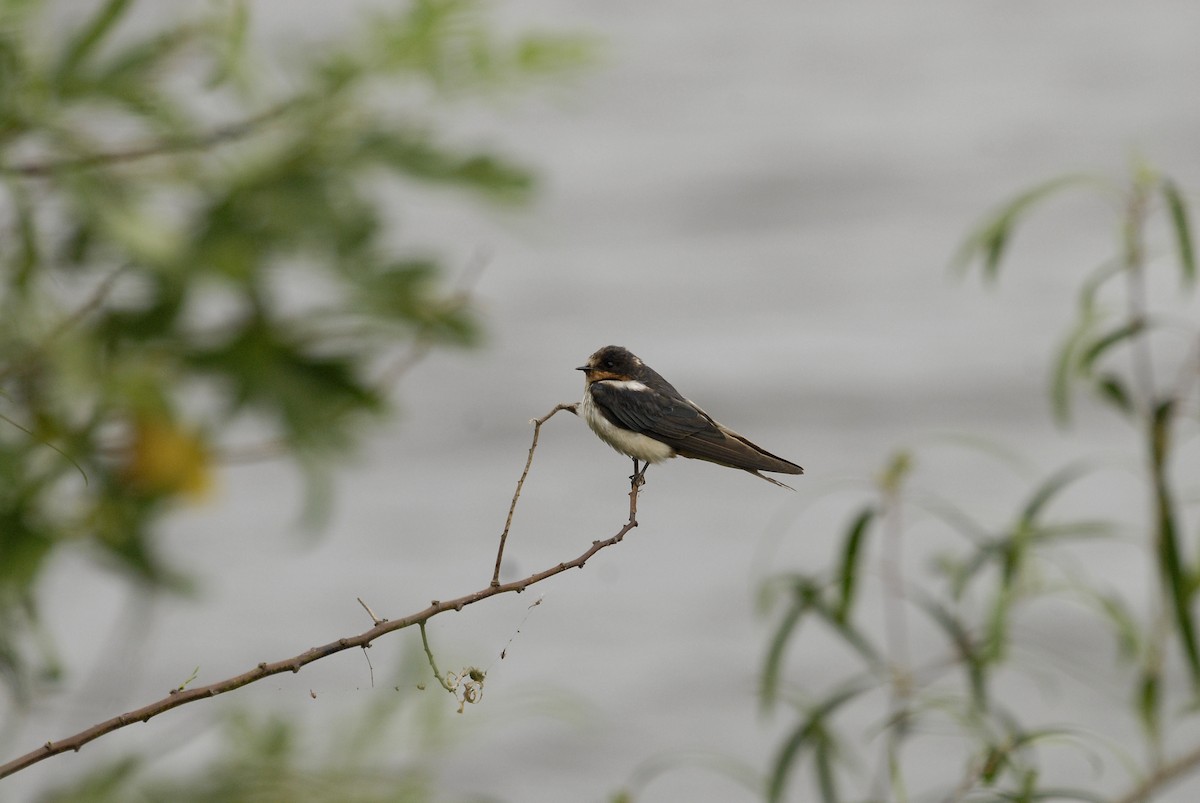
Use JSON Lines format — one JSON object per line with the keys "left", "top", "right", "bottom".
{"left": 1091, "top": 591, "right": 1141, "bottom": 662}
{"left": 952, "top": 174, "right": 1099, "bottom": 280}
{"left": 834, "top": 507, "right": 874, "bottom": 624}
{"left": 351, "top": 260, "right": 479, "bottom": 345}
{"left": 55, "top": 0, "right": 133, "bottom": 88}
{"left": 1094, "top": 373, "right": 1133, "bottom": 417}
{"left": 1017, "top": 462, "right": 1093, "bottom": 528}
{"left": 95, "top": 27, "right": 195, "bottom": 94}
{"left": 9, "top": 179, "right": 38, "bottom": 291}
{"left": 206, "top": 0, "right": 251, "bottom": 89}
{"left": 1079, "top": 319, "right": 1147, "bottom": 375}
{"left": 1149, "top": 399, "right": 1200, "bottom": 689}
{"left": 1049, "top": 306, "right": 1099, "bottom": 426}
{"left": 766, "top": 682, "right": 867, "bottom": 803}
{"left": 1162, "top": 179, "right": 1196, "bottom": 286}
{"left": 186, "top": 315, "right": 382, "bottom": 453}
{"left": 991, "top": 789, "right": 1109, "bottom": 803}
{"left": 357, "top": 128, "right": 534, "bottom": 203}
{"left": 916, "top": 595, "right": 987, "bottom": 711}
{"left": 1137, "top": 668, "right": 1160, "bottom": 739}
{"left": 760, "top": 578, "right": 818, "bottom": 710}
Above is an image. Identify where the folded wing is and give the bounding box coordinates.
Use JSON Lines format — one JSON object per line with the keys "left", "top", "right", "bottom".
{"left": 589, "top": 382, "right": 803, "bottom": 475}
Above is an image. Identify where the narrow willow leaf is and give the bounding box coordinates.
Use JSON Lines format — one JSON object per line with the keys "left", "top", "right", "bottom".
{"left": 813, "top": 731, "right": 840, "bottom": 803}
{"left": 1162, "top": 179, "right": 1196, "bottom": 286}
{"left": 916, "top": 595, "right": 987, "bottom": 710}
{"left": 766, "top": 682, "right": 867, "bottom": 803}
{"left": 97, "top": 27, "right": 195, "bottom": 90}
{"left": 1149, "top": 399, "right": 1200, "bottom": 688}
{"left": 1094, "top": 374, "right": 1134, "bottom": 417}
{"left": 985, "top": 575, "right": 1019, "bottom": 665}
{"left": 948, "top": 539, "right": 1008, "bottom": 601}
{"left": 55, "top": 0, "right": 133, "bottom": 86}
{"left": 1079, "top": 319, "right": 1147, "bottom": 375}
{"left": 811, "top": 596, "right": 883, "bottom": 670}
{"left": 1138, "top": 669, "right": 1161, "bottom": 739}
{"left": 1001, "top": 790, "right": 1109, "bottom": 803}
{"left": 1076, "top": 259, "right": 1124, "bottom": 317}
{"left": 952, "top": 174, "right": 1098, "bottom": 280}
{"left": 834, "top": 507, "right": 874, "bottom": 624}
{"left": 767, "top": 716, "right": 817, "bottom": 803}
{"left": 1018, "top": 462, "right": 1094, "bottom": 527}
{"left": 879, "top": 449, "right": 912, "bottom": 496}
{"left": 760, "top": 580, "right": 816, "bottom": 710}
{"left": 11, "top": 180, "right": 37, "bottom": 290}
{"left": 1049, "top": 308, "right": 1099, "bottom": 426}
{"left": 1092, "top": 592, "right": 1141, "bottom": 662}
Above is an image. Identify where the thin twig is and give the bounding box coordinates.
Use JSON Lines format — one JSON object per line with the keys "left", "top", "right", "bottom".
{"left": 1122, "top": 182, "right": 1157, "bottom": 415}
{"left": 874, "top": 474, "right": 913, "bottom": 802}
{"left": 0, "top": 422, "right": 640, "bottom": 779}
{"left": 420, "top": 621, "right": 454, "bottom": 693}
{"left": 1, "top": 101, "right": 298, "bottom": 177}
{"left": 357, "top": 597, "right": 386, "bottom": 626}
{"left": 491, "top": 402, "right": 579, "bottom": 587}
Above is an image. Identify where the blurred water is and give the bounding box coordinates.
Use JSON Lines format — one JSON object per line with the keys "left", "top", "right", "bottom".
{"left": 8, "top": 1, "right": 1200, "bottom": 801}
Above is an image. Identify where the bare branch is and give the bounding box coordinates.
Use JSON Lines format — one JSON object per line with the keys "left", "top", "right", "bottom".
{"left": 0, "top": 407, "right": 639, "bottom": 780}
{"left": 492, "top": 402, "right": 579, "bottom": 586}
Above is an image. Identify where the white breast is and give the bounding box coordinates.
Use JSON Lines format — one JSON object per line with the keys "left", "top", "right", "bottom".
{"left": 581, "top": 387, "right": 676, "bottom": 464}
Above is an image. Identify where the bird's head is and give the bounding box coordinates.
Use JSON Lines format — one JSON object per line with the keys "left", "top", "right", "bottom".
{"left": 577, "top": 345, "right": 643, "bottom": 384}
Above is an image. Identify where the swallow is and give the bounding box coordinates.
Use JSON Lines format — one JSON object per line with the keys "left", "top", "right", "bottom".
{"left": 577, "top": 345, "right": 803, "bottom": 489}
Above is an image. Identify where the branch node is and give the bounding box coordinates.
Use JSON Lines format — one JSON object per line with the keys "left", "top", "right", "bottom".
{"left": 454, "top": 603, "right": 464, "bottom": 612}
{"left": 257, "top": 662, "right": 267, "bottom": 671}
{"left": 42, "top": 742, "right": 51, "bottom": 751}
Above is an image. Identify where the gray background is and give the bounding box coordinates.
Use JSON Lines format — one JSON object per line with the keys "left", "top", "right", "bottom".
{"left": 9, "top": 1, "right": 1200, "bottom": 801}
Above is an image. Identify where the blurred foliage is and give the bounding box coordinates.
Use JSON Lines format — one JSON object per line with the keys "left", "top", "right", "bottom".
{"left": 0, "top": 0, "right": 588, "bottom": 703}
{"left": 763, "top": 165, "right": 1200, "bottom": 801}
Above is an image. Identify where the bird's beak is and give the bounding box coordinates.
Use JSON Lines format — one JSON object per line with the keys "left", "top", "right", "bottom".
{"left": 576, "top": 365, "right": 591, "bottom": 372}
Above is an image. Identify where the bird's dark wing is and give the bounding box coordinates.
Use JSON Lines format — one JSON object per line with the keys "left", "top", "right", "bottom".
{"left": 589, "top": 382, "right": 803, "bottom": 476}
{"left": 588, "top": 381, "right": 711, "bottom": 440}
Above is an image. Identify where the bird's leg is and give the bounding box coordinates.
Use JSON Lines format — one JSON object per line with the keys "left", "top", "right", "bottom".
{"left": 629, "top": 458, "right": 647, "bottom": 488}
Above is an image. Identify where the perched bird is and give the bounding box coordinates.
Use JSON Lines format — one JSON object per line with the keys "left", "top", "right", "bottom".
{"left": 577, "top": 345, "right": 803, "bottom": 489}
